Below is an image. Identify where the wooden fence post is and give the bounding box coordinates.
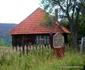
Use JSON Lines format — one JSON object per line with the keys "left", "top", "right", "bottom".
{"left": 13, "top": 47, "right": 16, "bottom": 53}
{"left": 80, "top": 37, "right": 85, "bottom": 53}
{"left": 26, "top": 45, "right": 28, "bottom": 54}
{"left": 7, "top": 44, "right": 53, "bottom": 55}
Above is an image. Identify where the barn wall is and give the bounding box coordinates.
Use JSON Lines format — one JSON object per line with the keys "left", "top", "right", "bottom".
{"left": 12, "top": 34, "right": 51, "bottom": 47}
{"left": 12, "top": 35, "right": 23, "bottom": 47}
{"left": 12, "top": 33, "right": 68, "bottom": 47}
{"left": 12, "top": 34, "right": 36, "bottom": 47}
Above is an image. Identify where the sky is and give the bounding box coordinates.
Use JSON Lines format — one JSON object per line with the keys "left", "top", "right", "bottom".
{"left": 0, "top": 0, "right": 40, "bottom": 24}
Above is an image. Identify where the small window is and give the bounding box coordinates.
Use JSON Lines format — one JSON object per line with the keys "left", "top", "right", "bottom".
{"left": 36, "top": 36, "right": 41, "bottom": 44}
{"left": 47, "top": 36, "right": 49, "bottom": 44}
{"left": 44, "top": 36, "right": 46, "bottom": 44}
{"left": 36, "top": 35, "right": 49, "bottom": 44}
{"left": 36, "top": 36, "right": 39, "bottom": 44}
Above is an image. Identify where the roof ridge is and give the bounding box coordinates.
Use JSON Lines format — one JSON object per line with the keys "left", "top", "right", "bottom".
{"left": 20, "top": 7, "right": 44, "bottom": 23}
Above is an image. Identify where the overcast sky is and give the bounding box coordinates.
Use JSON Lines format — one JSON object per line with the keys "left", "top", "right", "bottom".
{"left": 0, "top": 0, "right": 40, "bottom": 24}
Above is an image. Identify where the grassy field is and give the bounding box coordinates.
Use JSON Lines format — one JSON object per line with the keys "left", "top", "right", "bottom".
{"left": 0, "top": 46, "right": 85, "bottom": 70}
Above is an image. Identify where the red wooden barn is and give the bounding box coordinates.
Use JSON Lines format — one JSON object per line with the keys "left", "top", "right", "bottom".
{"left": 9, "top": 7, "right": 70, "bottom": 48}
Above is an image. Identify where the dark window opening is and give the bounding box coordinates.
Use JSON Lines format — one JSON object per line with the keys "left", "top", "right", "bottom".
{"left": 36, "top": 35, "right": 49, "bottom": 44}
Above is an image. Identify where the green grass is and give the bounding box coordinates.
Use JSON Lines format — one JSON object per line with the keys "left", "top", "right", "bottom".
{"left": 0, "top": 46, "right": 85, "bottom": 70}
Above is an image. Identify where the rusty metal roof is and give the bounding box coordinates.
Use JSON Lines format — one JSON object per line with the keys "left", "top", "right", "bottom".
{"left": 9, "top": 7, "right": 70, "bottom": 35}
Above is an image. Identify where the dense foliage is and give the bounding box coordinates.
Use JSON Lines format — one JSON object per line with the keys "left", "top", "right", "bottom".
{"left": 40, "top": 0, "right": 85, "bottom": 49}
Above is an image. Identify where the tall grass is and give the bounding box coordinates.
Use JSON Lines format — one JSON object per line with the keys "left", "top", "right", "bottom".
{"left": 0, "top": 46, "right": 85, "bottom": 70}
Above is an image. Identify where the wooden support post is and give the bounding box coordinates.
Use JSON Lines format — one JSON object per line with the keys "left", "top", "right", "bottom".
{"left": 26, "top": 45, "right": 28, "bottom": 54}
{"left": 49, "top": 33, "right": 53, "bottom": 49}
{"left": 24, "top": 45, "right": 27, "bottom": 54}
{"left": 22, "top": 35, "right": 25, "bottom": 54}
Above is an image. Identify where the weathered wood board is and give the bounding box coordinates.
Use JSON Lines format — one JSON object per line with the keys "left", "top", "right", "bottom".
{"left": 53, "top": 32, "right": 64, "bottom": 48}
{"left": 80, "top": 37, "right": 85, "bottom": 53}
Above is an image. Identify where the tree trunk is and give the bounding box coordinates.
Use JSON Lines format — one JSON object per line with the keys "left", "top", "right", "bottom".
{"left": 70, "top": 22, "right": 78, "bottom": 51}
{"left": 67, "top": 15, "right": 78, "bottom": 51}
{"left": 71, "top": 31, "right": 78, "bottom": 51}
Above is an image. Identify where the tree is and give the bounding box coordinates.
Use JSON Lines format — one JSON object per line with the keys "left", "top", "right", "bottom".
{"left": 81, "top": 1, "right": 85, "bottom": 15}
{"left": 40, "top": 0, "right": 84, "bottom": 50}
{"left": 78, "top": 2, "right": 85, "bottom": 40}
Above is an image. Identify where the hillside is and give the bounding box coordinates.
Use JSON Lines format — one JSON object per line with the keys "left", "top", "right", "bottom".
{"left": 0, "top": 23, "right": 17, "bottom": 45}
